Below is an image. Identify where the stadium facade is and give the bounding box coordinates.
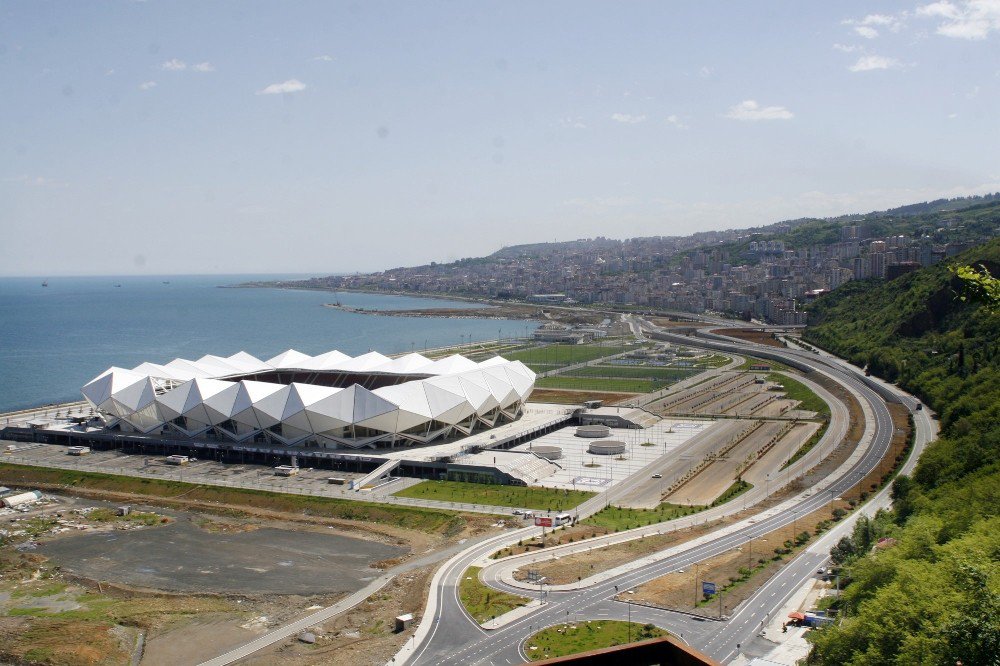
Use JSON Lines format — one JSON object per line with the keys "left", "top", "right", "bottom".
{"left": 80, "top": 349, "right": 535, "bottom": 449}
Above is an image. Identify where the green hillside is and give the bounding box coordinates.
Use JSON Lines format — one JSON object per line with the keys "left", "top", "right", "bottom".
{"left": 801, "top": 239, "right": 1000, "bottom": 664}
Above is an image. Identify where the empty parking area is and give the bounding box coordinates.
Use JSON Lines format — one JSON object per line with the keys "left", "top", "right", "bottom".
{"left": 648, "top": 371, "right": 808, "bottom": 419}
{"left": 38, "top": 508, "right": 406, "bottom": 595}
{"left": 1, "top": 444, "right": 378, "bottom": 499}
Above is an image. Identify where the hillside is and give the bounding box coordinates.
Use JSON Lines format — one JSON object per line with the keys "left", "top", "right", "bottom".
{"left": 802, "top": 239, "right": 1000, "bottom": 665}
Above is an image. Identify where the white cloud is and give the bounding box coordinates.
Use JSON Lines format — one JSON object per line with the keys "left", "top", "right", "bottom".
{"left": 844, "top": 12, "right": 906, "bottom": 38}
{"left": 192, "top": 62, "right": 215, "bottom": 72}
{"left": 611, "top": 113, "right": 647, "bottom": 124}
{"left": 256, "top": 79, "right": 307, "bottom": 95}
{"left": 160, "top": 58, "right": 187, "bottom": 71}
{"left": 665, "top": 114, "right": 689, "bottom": 130}
{"left": 314, "top": 54, "right": 335, "bottom": 62}
{"left": 833, "top": 43, "right": 862, "bottom": 52}
{"left": 558, "top": 116, "right": 587, "bottom": 129}
{"left": 862, "top": 13, "right": 904, "bottom": 28}
{"left": 698, "top": 66, "right": 713, "bottom": 78}
{"left": 138, "top": 80, "right": 157, "bottom": 90}
{"left": 948, "top": 112, "right": 959, "bottom": 118}
{"left": 849, "top": 54, "right": 903, "bottom": 71}
{"left": 723, "top": 100, "right": 793, "bottom": 121}
{"left": 917, "top": 0, "right": 1000, "bottom": 39}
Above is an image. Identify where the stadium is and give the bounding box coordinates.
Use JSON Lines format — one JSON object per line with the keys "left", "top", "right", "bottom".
{"left": 80, "top": 349, "right": 535, "bottom": 449}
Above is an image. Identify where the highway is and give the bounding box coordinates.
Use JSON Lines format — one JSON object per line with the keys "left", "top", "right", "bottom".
{"left": 394, "top": 320, "right": 929, "bottom": 666}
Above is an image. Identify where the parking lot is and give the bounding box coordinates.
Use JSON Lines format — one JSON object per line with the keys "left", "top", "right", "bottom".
{"left": 1, "top": 443, "right": 414, "bottom": 499}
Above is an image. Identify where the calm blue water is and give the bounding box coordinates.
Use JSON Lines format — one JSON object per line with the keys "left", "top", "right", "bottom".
{"left": 0, "top": 275, "right": 538, "bottom": 412}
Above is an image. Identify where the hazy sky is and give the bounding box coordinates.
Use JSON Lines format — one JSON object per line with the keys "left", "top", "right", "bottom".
{"left": 2, "top": 1, "right": 999, "bottom": 276}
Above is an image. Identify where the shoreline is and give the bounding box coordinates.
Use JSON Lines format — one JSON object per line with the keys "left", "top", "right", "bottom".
{"left": 226, "top": 283, "right": 618, "bottom": 324}
{"left": 321, "top": 302, "right": 542, "bottom": 321}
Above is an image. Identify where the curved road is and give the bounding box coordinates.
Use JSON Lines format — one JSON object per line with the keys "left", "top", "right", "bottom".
{"left": 395, "top": 322, "right": 925, "bottom": 665}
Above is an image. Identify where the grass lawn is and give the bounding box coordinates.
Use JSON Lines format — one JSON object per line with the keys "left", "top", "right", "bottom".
{"left": 711, "top": 480, "right": 753, "bottom": 506}
{"left": 565, "top": 366, "right": 699, "bottom": 382}
{"left": 394, "top": 480, "right": 595, "bottom": 511}
{"left": 767, "top": 372, "right": 830, "bottom": 417}
{"left": 460, "top": 566, "right": 530, "bottom": 624}
{"left": 535, "top": 376, "right": 664, "bottom": 393}
{"left": 582, "top": 502, "right": 704, "bottom": 531}
{"left": 582, "top": 481, "right": 753, "bottom": 531}
{"left": 736, "top": 357, "right": 789, "bottom": 371}
{"left": 507, "top": 344, "right": 633, "bottom": 370}
{"left": 694, "top": 354, "right": 733, "bottom": 368}
{"left": 525, "top": 620, "right": 667, "bottom": 661}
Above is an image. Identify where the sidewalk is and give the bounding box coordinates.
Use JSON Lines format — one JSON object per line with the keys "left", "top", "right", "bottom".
{"left": 729, "top": 577, "right": 820, "bottom": 666}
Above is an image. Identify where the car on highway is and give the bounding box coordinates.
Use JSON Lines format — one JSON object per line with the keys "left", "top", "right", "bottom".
{"left": 652, "top": 473, "right": 662, "bottom": 478}
{"left": 512, "top": 509, "right": 524, "bottom": 516}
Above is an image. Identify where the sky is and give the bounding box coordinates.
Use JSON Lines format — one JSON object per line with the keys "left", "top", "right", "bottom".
{"left": 2, "top": 1, "right": 999, "bottom": 276}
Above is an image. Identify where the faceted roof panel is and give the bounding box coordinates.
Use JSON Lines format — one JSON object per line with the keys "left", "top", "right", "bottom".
{"left": 84, "top": 349, "right": 533, "bottom": 442}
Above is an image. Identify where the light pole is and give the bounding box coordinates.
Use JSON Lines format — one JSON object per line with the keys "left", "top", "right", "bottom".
{"left": 694, "top": 562, "right": 701, "bottom": 607}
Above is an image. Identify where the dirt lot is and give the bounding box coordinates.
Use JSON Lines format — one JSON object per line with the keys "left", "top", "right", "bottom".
{"left": 38, "top": 511, "right": 405, "bottom": 595}
{"left": 0, "top": 485, "right": 504, "bottom": 666}
{"left": 238, "top": 564, "right": 437, "bottom": 666}
{"left": 712, "top": 328, "right": 784, "bottom": 348}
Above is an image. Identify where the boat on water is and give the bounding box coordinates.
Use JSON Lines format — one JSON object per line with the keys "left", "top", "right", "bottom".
{"left": 41, "top": 280, "right": 48, "bottom": 287}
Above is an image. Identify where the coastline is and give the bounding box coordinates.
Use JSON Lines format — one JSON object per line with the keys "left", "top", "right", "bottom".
{"left": 225, "top": 283, "right": 614, "bottom": 324}
{"left": 321, "top": 302, "right": 542, "bottom": 321}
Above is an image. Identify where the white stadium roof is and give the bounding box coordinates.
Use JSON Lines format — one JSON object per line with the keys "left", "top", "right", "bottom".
{"left": 81, "top": 349, "right": 535, "bottom": 448}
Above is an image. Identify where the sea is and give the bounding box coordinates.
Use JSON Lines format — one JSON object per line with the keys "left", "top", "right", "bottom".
{"left": 0, "top": 275, "right": 539, "bottom": 413}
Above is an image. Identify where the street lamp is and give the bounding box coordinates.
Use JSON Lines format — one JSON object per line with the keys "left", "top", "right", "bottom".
{"left": 627, "top": 600, "right": 632, "bottom": 643}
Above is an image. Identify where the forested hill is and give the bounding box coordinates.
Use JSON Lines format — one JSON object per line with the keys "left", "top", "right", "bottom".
{"left": 802, "top": 239, "right": 1000, "bottom": 665}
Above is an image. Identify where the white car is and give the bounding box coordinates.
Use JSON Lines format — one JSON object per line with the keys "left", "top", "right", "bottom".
{"left": 652, "top": 473, "right": 662, "bottom": 479}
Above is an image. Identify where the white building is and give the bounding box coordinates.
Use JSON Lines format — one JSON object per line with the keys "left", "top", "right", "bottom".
{"left": 81, "top": 349, "right": 534, "bottom": 450}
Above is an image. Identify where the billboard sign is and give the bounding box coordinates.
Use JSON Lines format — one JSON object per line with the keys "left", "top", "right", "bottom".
{"left": 702, "top": 581, "right": 717, "bottom": 596}
{"left": 534, "top": 516, "right": 553, "bottom": 527}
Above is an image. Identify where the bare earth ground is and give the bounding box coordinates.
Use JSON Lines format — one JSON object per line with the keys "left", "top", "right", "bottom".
{"left": 650, "top": 318, "right": 700, "bottom": 328}
{"left": 711, "top": 329, "right": 785, "bottom": 348}
{"left": 237, "top": 563, "right": 437, "bottom": 666}
{"left": 0, "top": 486, "right": 503, "bottom": 666}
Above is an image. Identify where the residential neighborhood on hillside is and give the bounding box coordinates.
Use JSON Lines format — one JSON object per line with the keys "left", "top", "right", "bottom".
{"left": 257, "top": 197, "right": 1000, "bottom": 325}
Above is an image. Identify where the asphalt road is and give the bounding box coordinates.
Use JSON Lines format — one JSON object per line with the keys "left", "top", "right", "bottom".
{"left": 399, "top": 323, "right": 919, "bottom": 666}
